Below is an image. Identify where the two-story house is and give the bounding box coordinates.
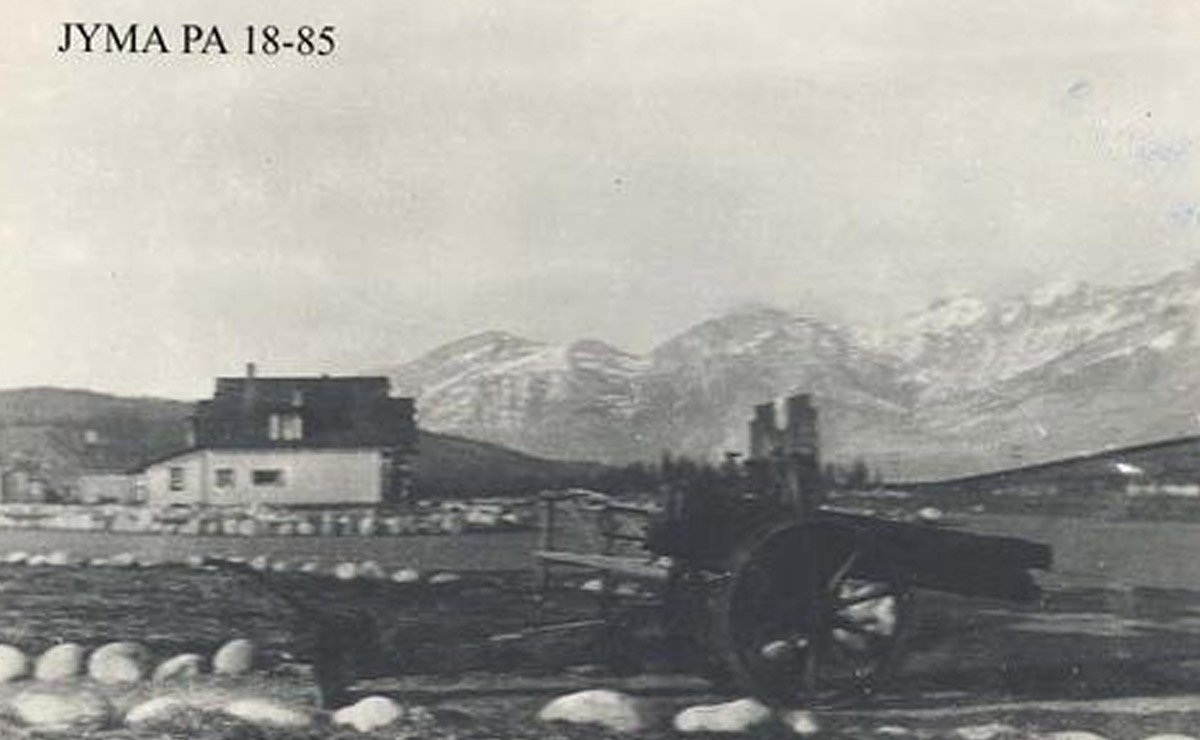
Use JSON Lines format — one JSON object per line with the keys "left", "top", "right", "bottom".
{"left": 138, "top": 365, "right": 417, "bottom": 507}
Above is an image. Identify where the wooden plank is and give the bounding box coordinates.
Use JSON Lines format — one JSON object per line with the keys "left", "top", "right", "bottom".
{"left": 534, "top": 550, "right": 670, "bottom": 582}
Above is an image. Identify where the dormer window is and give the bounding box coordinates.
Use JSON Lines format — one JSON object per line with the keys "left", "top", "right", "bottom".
{"left": 268, "top": 412, "right": 304, "bottom": 441}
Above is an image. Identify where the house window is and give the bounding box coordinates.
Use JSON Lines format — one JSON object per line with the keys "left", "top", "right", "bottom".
{"left": 168, "top": 467, "right": 185, "bottom": 491}
{"left": 215, "top": 468, "right": 235, "bottom": 488}
{"left": 252, "top": 469, "right": 285, "bottom": 486}
{"left": 268, "top": 413, "right": 304, "bottom": 441}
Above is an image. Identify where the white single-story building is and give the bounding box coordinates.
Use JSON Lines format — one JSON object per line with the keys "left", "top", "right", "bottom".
{"left": 141, "top": 447, "right": 393, "bottom": 508}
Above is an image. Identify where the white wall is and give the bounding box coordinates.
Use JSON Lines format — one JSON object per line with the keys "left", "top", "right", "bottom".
{"left": 145, "top": 448, "right": 382, "bottom": 507}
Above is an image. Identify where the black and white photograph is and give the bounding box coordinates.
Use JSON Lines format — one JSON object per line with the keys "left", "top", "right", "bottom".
{"left": 4, "top": 1, "right": 1200, "bottom": 737}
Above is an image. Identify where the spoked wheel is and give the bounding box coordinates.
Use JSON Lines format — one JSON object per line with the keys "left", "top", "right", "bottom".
{"left": 713, "top": 519, "right": 911, "bottom": 708}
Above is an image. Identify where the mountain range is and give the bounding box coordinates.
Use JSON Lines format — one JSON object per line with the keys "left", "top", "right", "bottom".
{"left": 380, "top": 262, "right": 1200, "bottom": 480}
{"left": 4, "top": 262, "right": 1200, "bottom": 488}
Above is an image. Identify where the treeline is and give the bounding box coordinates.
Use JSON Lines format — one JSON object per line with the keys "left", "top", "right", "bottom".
{"left": 571, "top": 453, "right": 885, "bottom": 496}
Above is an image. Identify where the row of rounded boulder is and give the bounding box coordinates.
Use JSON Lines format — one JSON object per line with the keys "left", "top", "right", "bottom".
{"left": 538, "top": 691, "right": 1200, "bottom": 740}
{"left": 0, "top": 501, "right": 527, "bottom": 538}
{"left": 0, "top": 638, "right": 257, "bottom": 685}
{"left": 7, "top": 689, "right": 423, "bottom": 734}
{"left": 0, "top": 548, "right": 467, "bottom": 585}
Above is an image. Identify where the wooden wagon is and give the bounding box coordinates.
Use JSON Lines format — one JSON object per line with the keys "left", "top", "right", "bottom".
{"left": 526, "top": 396, "right": 1052, "bottom": 707}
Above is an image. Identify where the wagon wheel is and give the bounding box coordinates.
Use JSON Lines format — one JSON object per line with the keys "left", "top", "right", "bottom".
{"left": 713, "top": 519, "right": 911, "bottom": 707}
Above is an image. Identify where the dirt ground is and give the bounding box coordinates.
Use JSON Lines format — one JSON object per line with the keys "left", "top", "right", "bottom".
{"left": 5, "top": 557, "right": 1200, "bottom": 739}
{"left": 7, "top": 516, "right": 1200, "bottom": 738}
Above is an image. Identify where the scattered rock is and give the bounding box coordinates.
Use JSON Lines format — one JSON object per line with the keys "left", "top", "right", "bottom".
{"left": 1044, "top": 733, "right": 1110, "bottom": 740}
{"left": 296, "top": 521, "right": 317, "bottom": 536}
{"left": 249, "top": 555, "right": 270, "bottom": 571}
{"left": 88, "top": 641, "right": 150, "bottom": 684}
{"left": 538, "top": 689, "right": 646, "bottom": 733}
{"left": 781, "top": 709, "right": 821, "bottom": 736}
{"left": 185, "top": 555, "right": 207, "bottom": 569}
{"left": 224, "top": 698, "right": 312, "bottom": 729}
{"left": 270, "top": 560, "right": 290, "bottom": 572}
{"left": 34, "top": 643, "right": 86, "bottom": 681}
{"left": 918, "top": 506, "right": 945, "bottom": 523}
{"left": 358, "top": 560, "right": 386, "bottom": 579}
{"left": 876, "top": 726, "right": 914, "bottom": 737}
{"left": 1141, "top": 735, "right": 1197, "bottom": 740}
{"left": 674, "top": 698, "right": 773, "bottom": 734}
{"left": 12, "top": 685, "right": 112, "bottom": 731}
{"left": 110, "top": 552, "right": 138, "bottom": 567}
{"left": 391, "top": 567, "right": 420, "bottom": 583}
{"left": 332, "top": 695, "right": 404, "bottom": 732}
{"left": 27, "top": 554, "right": 48, "bottom": 567}
{"left": 44, "top": 551, "right": 74, "bottom": 567}
{"left": 212, "top": 638, "right": 256, "bottom": 675}
{"left": 125, "top": 696, "right": 191, "bottom": 727}
{"left": 956, "top": 723, "right": 1020, "bottom": 740}
{"left": 4, "top": 551, "right": 28, "bottom": 564}
{"left": 333, "top": 562, "right": 358, "bottom": 580}
{"left": 152, "top": 652, "right": 204, "bottom": 681}
{"left": 580, "top": 578, "right": 605, "bottom": 592}
{"left": 298, "top": 561, "right": 320, "bottom": 574}
{"left": 0, "top": 644, "right": 29, "bottom": 682}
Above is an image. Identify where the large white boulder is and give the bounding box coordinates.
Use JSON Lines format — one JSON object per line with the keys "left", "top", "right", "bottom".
{"left": 12, "top": 686, "right": 112, "bottom": 731}
{"left": 4, "top": 551, "right": 29, "bottom": 564}
{"left": 34, "top": 643, "right": 86, "bottom": 681}
{"left": 224, "top": 698, "right": 312, "bottom": 729}
{"left": 125, "top": 696, "right": 192, "bottom": 727}
{"left": 357, "top": 560, "right": 386, "bottom": 579}
{"left": 1141, "top": 735, "right": 1198, "bottom": 740}
{"left": 781, "top": 709, "right": 821, "bottom": 736}
{"left": 44, "top": 551, "right": 75, "bottom": 567}
{"left": 88, "top": 641, "right": 150, "bottom": 684}
{"left": 333, "top": 562, "right": 358, "bottom": 580}
{"left": 956, "top": 723, "right": 1020, "bottom": 740}
{"left": 1044, "top": 733, "right": 1110, "bottom": 740}
{"left": 674, "top": 698, "right": 772, "bottom": 734}
{"left": 332, "top": 695, "right": 404, "bottom": 732}
{"left": 152, "top": 652, "right": 204, "bottom": 681}
{"left": 212, "top": 638, "right": 256, "bottom": 675}
{"left": 917, "top": 506, "right": 945, "bottom": 523}
{"left": 109, "top": 552, "right": 138, "bottom": 568}
{"left": 537, "top": 689, "right": 647, "bottom": 733}
{"left": 0, "top": 643, "right": 30, "bottom": 682}
{"left": 392, "top": 567, "right": 421, "bottom": 584}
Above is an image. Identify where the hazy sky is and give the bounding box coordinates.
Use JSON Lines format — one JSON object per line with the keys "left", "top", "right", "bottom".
{"left": 4, "top": 0, "right": 1200, "bottom": 398}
